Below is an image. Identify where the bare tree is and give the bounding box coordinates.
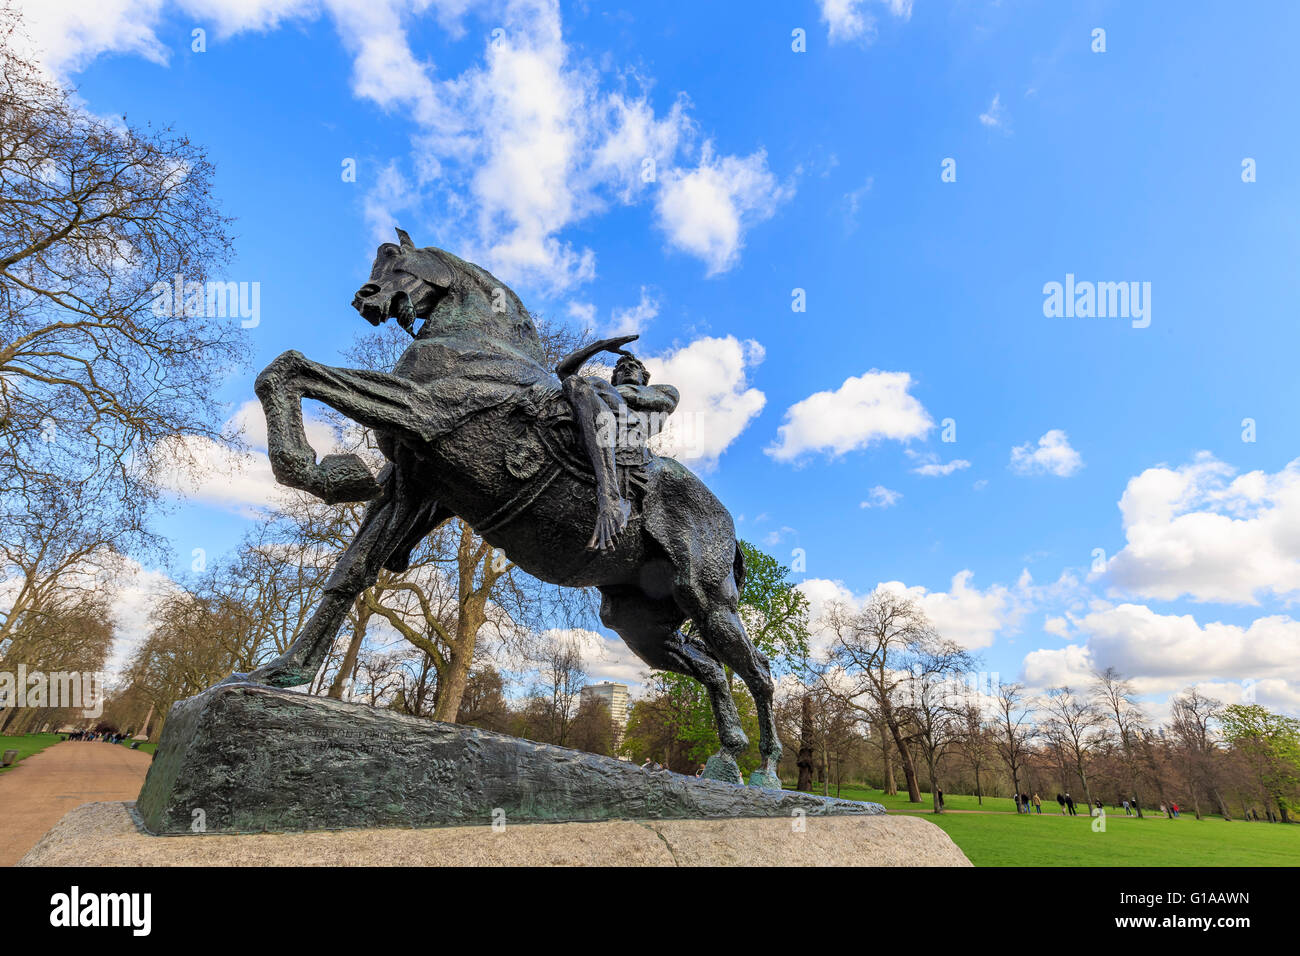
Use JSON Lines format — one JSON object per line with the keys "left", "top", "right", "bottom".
{"left": 822, "top": 591, "right": 941, "bottom": 803}
{"left": 1092, "top": 666, "right": 1148, "bottom": 818}
{"left": 958, "top": 699, "right": 994, "bottom": 806}
{"left": 990, "top": 682, "right": 1036, "bottom": 812}
{"left": 526, "top": 631, "right": 588, "bottom": 747}
{"left": 0, "top": 7, "right": 246, "bottom": 531}
{"left": 1169, "top": 688, "right": 1232, "bottom": 820}
{"left": 903, "top": 640, "right": 977, "bottom": 813}
{"left": 1041, "top": 685, "right": 1107, "bottom": 809}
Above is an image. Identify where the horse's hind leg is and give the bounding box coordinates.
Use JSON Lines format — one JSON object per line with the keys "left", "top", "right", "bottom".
{"left": 671, "top": 562, "right": 784, "bottom": 789}
{"left": 598, "top": 585, "right": 750, "bottom": 783}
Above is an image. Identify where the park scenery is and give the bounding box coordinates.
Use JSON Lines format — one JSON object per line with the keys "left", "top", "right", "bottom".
{"left": 1, "top": 0, "right": 1298, "bottom": 884}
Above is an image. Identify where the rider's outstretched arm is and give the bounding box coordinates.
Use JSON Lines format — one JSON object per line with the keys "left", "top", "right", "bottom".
{"left": 554, "top": 334, "right": 639, "bottom": 379}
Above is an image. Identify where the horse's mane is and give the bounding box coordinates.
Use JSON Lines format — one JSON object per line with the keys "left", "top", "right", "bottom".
{"left": 421, "top": 247, "right": 547, "bottom": 367}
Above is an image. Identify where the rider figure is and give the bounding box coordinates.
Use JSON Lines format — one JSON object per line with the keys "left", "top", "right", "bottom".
{"left": 556, "top": 335, "right": 679, "bottom": 550}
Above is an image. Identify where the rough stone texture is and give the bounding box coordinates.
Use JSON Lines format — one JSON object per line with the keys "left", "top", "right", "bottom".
{"left": 21, "top": 802, "right": 971, "bottom": 867}
{"left": 136, "top": 683, "right": 885, "bottom": 835}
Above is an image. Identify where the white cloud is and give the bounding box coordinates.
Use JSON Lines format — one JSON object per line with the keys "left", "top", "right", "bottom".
{"left": 766, "top": 370, "right": 932, "bottom": 463}
{"left": 156, "top": 400, "right": 340, "bottom": 515}
{"left": 643, "top": 336, "right": 766, "bottom": 469}
{"left": 1043, "top": 615, "right": 1071, "bottom": 638}
{"left": 1105, "top": 454, "right": 1300, "bottom": 604}
{"left": 1010, "top": 429, "right": 1082, "bottom": 477}
{"left": 1021, "top": 603, "right": 1300, "bottom": 712}
{"left": 539, "top": 627, "right": 648, "bottom": 686}
{"left": 800, "top": 570, "right": 1024, "bottom": 653}
{"left": 104, "top": 561, "right": 179, "bottom": 681}
{"left": 608, "top": 287, "right": 660, "bottom": 336}
{"left": 655, "top": 144, "right": 791, "bottom": 276}
{"left": 1079, "top": 603, "right": 1300, "bottom": 684}
{"left": 818, "top": 0, "right": 911, "bottom": 45}
{"left": 1021, "top": 643, "right": 1095, "bottom": 690}
{"left": 565, "top": 301, "right": 597, "bottom": 325}
{"left": 907, "top": 450, "right": 971, "bottom": 477}
{"left": 11, "top": 0, "right": 171, "bottom": 78}
{"left": 17, "top": 0, "right": 786, "bottom": 293}
{"left": 860, "top": 485, "right": 901, "bottom": 509}
{"left": 842, "top": 175, "right": 873, "bottom": 233}
{"left": 979, "top": 93, "right": 1007, "bottom": 129}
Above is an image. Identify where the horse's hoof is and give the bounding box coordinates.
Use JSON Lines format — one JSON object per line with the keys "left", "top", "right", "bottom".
{"left": 700, "top": 752, "right": 744, "bottom": 785}
{"left": 317, "top": 454, "right": 382, "bottom": 504}
{"left": 747, "top": 769, "right": 783, "bottom": 790}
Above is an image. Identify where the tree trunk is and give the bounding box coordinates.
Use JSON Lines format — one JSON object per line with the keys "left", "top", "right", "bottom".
{"left": 432, "top": 643, "right": 472, "bottom": 723}
{"left": 821, "top": 738, "right": 830, "bottom": 797}
{"left": 796, "top": 693, "right": 815, "bottom": 791}
{"left": 881, "top": 720, "right": 896, "bottom": 795}
{"left": 1213, "top": 788, "right": 1232, "bottom": 822}
{"left": 328, "top": 603, "right": 370, "bottom": 700}
{"left": 887, "top": 719, "right": 921, "bottom": 802}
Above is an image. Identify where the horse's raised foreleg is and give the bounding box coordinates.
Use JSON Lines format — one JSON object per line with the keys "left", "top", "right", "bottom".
{"left": 221, "top": 475, "right": 441, "bottom": 689}
{"left": 216, "top": 494, "right": 392, "bottom": 688}
{"left": 255, "top": 350, "right": 431, "bottom": 504}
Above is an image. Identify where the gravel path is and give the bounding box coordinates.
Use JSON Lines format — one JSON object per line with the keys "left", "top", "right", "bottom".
{"left": 0, "top": 741, "right": 153, "bottom": 866}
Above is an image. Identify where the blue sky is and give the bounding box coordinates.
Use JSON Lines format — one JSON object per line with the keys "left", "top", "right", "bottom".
{"left": 22, "top": 0, "right": 1300, "bottom": 717}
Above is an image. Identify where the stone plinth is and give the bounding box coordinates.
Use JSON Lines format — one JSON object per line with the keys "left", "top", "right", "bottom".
{"left": 135, "top": 682, "right": 885, "bottom": 835}
{"left": 21, "top": 802, "right": 971, "bottom": 867}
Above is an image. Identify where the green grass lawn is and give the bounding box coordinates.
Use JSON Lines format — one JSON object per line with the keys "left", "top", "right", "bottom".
{"left": 821, "top": 785, "right": 1027, "bottom": 813}
{"left": 0, "top": 732, "right": 63, "bottom": 774}
{"left": 925, "top": 811, "right": 1300, "bottom": 866}
{"left": 792, "top": 783, "right": 1299, "bottom": 865}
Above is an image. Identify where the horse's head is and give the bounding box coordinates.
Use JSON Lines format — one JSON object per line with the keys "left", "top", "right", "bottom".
{"left": 353, "top": 229, "right": 544, "bottom": 362}
{"left": 353, "top": 228, "right": 455, "bottom": 330}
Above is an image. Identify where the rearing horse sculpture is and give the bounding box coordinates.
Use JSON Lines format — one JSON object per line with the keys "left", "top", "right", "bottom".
{"left": 225, "top": 229, "right": 781, "bottom": 788}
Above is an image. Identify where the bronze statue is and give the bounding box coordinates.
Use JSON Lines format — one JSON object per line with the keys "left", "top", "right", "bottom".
{"left": 221, "top": 229, "right": 781, "bottom": 788}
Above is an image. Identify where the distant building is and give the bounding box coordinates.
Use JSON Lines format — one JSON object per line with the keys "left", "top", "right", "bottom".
{"left": 581, "top": 681, "right": 630, "bottom": 746}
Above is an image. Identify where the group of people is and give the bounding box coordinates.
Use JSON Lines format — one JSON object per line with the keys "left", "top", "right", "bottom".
{"left": 64, "top": 730, "right": 127, "bottom": 743}
{"left": 1013, "top": 792, "right": 1042, "bottom": 813}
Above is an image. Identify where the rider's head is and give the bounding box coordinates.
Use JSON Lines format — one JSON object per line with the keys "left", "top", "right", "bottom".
{"left": 612, "top": 354, "right": 649, "bottom": 386}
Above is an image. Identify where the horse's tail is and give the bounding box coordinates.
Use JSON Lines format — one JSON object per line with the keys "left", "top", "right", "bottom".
{"left": 732, "top": 541, "right": 747, "bottom": 597}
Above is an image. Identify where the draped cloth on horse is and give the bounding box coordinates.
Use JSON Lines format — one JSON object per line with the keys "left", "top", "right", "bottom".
{"left": 369, "top": 335, "right": 652, "bottom": 538}
{"left": 386, "top": 340, "right": 563, "bottom": 443}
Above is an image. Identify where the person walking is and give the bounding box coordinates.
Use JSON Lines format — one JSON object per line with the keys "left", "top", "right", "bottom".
{"left": 1065, "top": 793, "right": 1077, "bottom": 816}
{"left": 1032, "top": 793, "right": 1042, "bottom": 814}
{"left": 1056, "top": 792, "right": 1066, "bottom": 815}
